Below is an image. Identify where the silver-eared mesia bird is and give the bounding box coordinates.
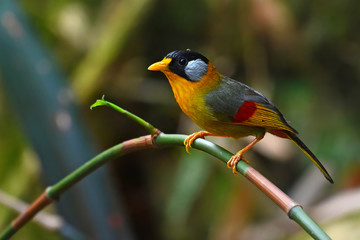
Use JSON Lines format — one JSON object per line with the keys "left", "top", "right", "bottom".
{"left": 148, "top": 49, "right": 333, "bottom": 183}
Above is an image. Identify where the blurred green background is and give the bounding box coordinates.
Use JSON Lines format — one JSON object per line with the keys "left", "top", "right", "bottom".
{"left": 0, "top": 0, "right": 359, "bottom": 239}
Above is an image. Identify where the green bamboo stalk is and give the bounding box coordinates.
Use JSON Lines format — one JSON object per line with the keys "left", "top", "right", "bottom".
{"left": 0, "top": 136, "right": 154, "bottom": 240}
{"left": 0, "top": 226, "right": 14, "bottom": 240}
{"left": 0, "top": 101, "right": 331, "bottom": 240}
{"left": 157, "top": 134, "right": 330, "bottom": 239}
{"left": 48, "top": 137, "right": 153, "bottom": 199}
{"left": 289, "top": 206, "right": 331, "bottom": 240}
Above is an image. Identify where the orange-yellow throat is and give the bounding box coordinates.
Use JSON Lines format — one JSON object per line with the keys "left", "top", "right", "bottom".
{"left": 155, "top": 58, "right": 221, "bottom": 127}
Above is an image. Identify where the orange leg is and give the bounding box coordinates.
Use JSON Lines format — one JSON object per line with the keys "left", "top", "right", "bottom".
{"left": 227, "top": 136, "right": 264, "bottom": 175}
{"left": 184, "top": 131, "right": 226, "bottom": 153}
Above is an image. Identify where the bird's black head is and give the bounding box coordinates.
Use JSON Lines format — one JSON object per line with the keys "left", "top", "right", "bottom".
{"left": 165, "top": 50, "right": 209, "bottom": 82}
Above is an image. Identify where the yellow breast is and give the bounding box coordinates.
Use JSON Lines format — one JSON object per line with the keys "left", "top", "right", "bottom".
{"left": 163, "top": 63, "right": 221, "bottom": 128}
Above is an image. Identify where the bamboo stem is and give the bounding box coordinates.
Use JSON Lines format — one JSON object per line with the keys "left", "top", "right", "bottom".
{"left": 12, "top": 192, "right": 53, "bottom": 230}
{"left": 0, "top": 102, "right": 331, "bottom": 240}
{"left": 245, "top": 167, "right": 300, "bottom": 213}
{"left": 0, "top": 135, "right": 155, "bottom": 240}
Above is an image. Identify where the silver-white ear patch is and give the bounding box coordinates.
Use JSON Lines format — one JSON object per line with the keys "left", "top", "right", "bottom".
{"left": 184, "top": 59, "right": 208, "bottom": 82}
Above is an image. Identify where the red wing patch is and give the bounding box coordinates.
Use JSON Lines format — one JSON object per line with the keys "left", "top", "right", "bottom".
{"left": 233, "top": 101, "right": 257, "bottom": 122}
{"left": 232, "top": 102, "right": 297, "bottom": 134}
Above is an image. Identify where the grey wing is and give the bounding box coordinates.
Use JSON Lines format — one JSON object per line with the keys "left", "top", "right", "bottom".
{"left": 205, "top": 76, "right": 297, "bottom": 132}
{"left": 204, "top": 76, "right": 245, "bottom": 122}
{"left": 205, "top": 76, "right": 275, "bottom": 118}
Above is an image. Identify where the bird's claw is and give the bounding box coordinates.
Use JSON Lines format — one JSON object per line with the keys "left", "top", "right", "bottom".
{"left": 184, "top": 131, "right": 206, "bottom": 153}
{"left": 184, "top": 138, "right": 192, "bottom": 153}
{"left": 227, "top": 152, "right": 249, "bottom": 175}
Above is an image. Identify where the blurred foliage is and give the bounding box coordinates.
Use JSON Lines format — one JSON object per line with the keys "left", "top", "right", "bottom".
{"left": 1, "top": 0, "right": 360, "bottom": 239}
{"left": 0, "top": 83, "right": 57, "bottom": 240}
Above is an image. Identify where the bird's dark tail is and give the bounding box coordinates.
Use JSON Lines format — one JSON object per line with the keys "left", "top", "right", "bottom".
{"left": 285, "top": 131, "right": 334, "bottom": 184}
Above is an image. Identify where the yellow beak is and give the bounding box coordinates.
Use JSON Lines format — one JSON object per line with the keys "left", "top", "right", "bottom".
{"left": 147, "top": 58, "right": 172, "bottom": 72}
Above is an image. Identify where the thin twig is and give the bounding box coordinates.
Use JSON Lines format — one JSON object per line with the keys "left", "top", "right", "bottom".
{"left": 91, "top": 95, "right": 157, "bottom": 135}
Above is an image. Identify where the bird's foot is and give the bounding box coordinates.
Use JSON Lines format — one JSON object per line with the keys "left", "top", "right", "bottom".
{"left": 184, "top": 131, "right": 209, "bottom": 153}
{"left": 227, "top": 151, "right": 249, "bottom": 175}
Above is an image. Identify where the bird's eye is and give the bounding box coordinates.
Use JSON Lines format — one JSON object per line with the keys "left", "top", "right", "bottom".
{"left": 178, "top": 58, "right": 187, "bottom": 66}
